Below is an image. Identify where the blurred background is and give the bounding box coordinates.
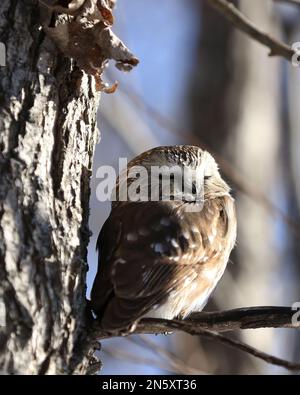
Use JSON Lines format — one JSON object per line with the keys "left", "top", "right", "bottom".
{"left": 87, "top": 0, "right": 300, "bottom": 374}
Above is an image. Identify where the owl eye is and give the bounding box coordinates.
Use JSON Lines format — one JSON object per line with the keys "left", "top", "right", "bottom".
{"left": 204, "top": 175, "right": 212, "bottom": 180}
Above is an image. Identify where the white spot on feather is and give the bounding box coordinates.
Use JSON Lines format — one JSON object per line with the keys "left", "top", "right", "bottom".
{"left": 191, "top": 226, "right": 200, "bottom": 234}
{"left": 127, "top": 233, "right": 138, "bottom": 241}
{"left": 182, "top": 231, "right": 190, "bottom": 239}
{"left": 171, "top": 239, "right": 179, "bottom": 248}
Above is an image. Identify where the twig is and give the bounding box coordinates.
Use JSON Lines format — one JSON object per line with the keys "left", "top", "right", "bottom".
{"left": 104, "top": 332, "right": 300, "bottom": 373}
{"left": 184, "top": 329, "right": 300, "bottom": 372}
{"left": 94, "top": 307, "right": 298, "bottom": 340}
{"left": 132, "top": 335, "right": 206, "bottom": 375}
{"left": 205, "top": 0, "right": 295, "bottom": 60}
{"left": 115, "top": 82, "right": 300, "bottom": 239}
{"left": 273, "top": 0, "right": 300, "bottom": 7}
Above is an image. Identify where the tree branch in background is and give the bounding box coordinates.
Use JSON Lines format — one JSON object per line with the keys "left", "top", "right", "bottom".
{"left": 126, "top": 336, "right": 205, "bottom": 375}
{"left": 273, "top": 0, "right": 300, "bottom": 7}
{"left": 205, "top": 0, "right": 295, "bottom": 60}
{"left": 114, "top": 82, "right": 300, "bottom": 239}
{"left": 91, "top": 306, "right": 300, "bottom": 373}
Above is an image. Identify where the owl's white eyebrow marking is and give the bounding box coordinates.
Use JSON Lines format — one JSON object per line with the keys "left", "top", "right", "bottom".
{"left": 127, "top": 233, "right": 138, "bottom": 241}
{"left": 160, "top": 217, "right": 171, "bottom": 226}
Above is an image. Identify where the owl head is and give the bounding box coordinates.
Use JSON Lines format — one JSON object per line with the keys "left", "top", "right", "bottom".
{"left": 114, "top": 145, "right": 231, "bottom": 208}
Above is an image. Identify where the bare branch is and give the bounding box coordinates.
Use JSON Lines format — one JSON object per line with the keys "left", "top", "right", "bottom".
{"left": 88, "top": 306, "right": 300, "bottom": 373}
{"left": 205, "top": 0, "right": 295, "bottom": 60}
{"left": 114, "top": 82, "right": 300, "bottom": 239}
{"left": 273, "top": 0, "right": 300, "bottom": 7}
{"left": 94, "top": 307, "right": 298, "bottom": 339}
{"left": 126, "top": 336, "right": 205, "bottom": 375}
{"left": 186, "top": 330, "right": 300, "bottom": 372}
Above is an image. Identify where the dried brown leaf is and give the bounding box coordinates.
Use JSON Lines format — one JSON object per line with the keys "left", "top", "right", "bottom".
{"left": 40, "top": 0, "right": 139, "bottom": 92}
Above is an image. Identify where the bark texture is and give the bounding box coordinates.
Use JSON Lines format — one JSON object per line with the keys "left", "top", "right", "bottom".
{"left": 0, "top": 0, "right": 99, "bottom": 374}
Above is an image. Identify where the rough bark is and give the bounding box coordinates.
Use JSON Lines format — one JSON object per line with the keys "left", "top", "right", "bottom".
{"left": 0, "top": 0, "right": 99, "bottom": 374}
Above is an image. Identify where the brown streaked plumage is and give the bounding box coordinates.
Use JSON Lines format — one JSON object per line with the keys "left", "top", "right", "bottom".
{"left": 91, "top": 145, "right": 237, "bottom": 330}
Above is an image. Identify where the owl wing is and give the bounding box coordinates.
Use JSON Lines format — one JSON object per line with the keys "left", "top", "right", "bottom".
{"left": 91, "top": 198, "right": 233, "bottom": 330}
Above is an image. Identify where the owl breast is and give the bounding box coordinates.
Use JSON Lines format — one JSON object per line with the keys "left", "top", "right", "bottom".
{"left": 145, "top": 195, "right": 236, "bottom": 320}
{"left": 144, "top": 248, "right": 229, "bottom": 320}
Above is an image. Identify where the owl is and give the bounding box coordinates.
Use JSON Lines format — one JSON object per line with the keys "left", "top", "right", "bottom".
{"left": 91, "top": 145, "right": 237, "bottom": 331}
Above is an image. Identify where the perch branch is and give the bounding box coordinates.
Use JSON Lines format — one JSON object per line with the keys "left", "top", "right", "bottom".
{"left": 94, "top": 307, "right": 299, "bottom": 339}
{"left": 205, "top": 0, "right": 295, "bottom": 60}
{"left": 89, "top": 306, "right": 300, "bottom": 372}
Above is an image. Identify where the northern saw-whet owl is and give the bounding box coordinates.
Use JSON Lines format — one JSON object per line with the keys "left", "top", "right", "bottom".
{"left": 91, "top": 145, "right": 237, "bottom": 330}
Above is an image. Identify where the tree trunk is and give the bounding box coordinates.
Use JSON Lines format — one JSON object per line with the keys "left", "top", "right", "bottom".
{"left": 182, "top": 0, "right": 252, "bottom": 375}
{"left": 0, "top": 0, "right": 99, "bottom": 374}
{"left": 184, "top": 0, "right": 283, "bottom": 374}
{"left": 228, "top": 1, "right": 282, "bottom": 373}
